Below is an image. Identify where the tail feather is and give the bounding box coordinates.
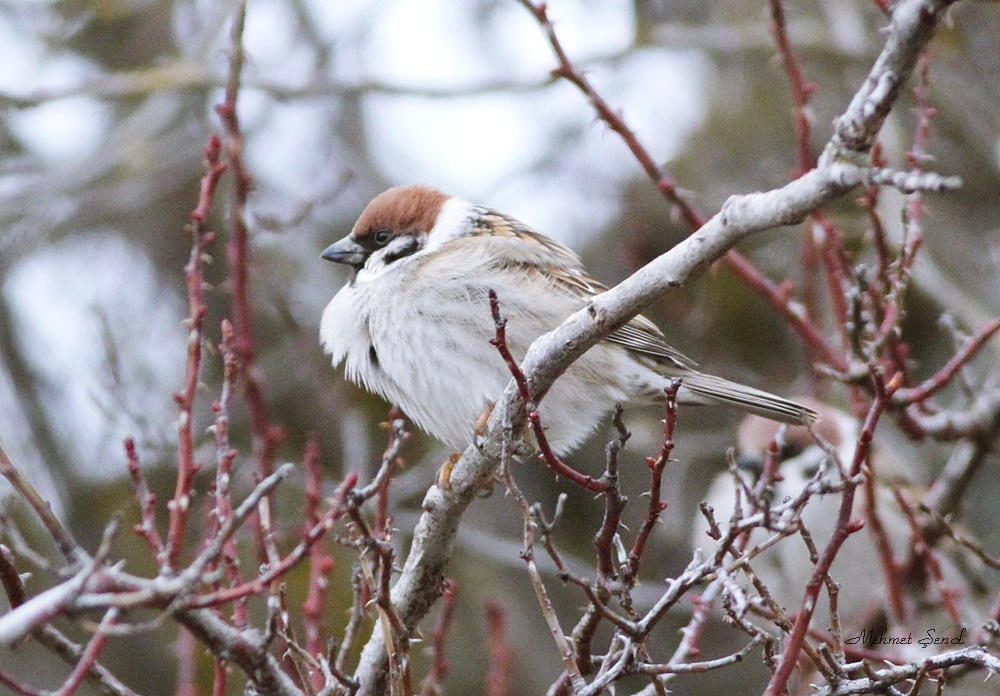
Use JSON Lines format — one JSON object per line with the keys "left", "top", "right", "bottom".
{"left": 678, "top": 371, "right": 819, "bottom": 426}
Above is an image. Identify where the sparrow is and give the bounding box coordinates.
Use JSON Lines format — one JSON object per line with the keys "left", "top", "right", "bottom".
{"left": 320, "top": 185, "right": 818, "bottom": 455}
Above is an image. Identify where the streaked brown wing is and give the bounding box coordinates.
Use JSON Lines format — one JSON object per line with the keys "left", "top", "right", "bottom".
{"left": 478, "top": 209, "right": 699, "bottom": 371}
{"left": 606, "top": 315, "right": 699, "bottom": 369}
{"left": 547, "top": 267, "right": 699, "bottom": 371}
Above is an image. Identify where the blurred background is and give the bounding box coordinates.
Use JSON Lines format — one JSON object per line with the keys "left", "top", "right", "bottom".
{"left": 1, "top": 0, "right": 999, "bottom": 693}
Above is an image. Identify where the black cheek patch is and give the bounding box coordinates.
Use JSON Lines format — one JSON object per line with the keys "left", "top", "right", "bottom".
{"left": 383, "top": 236, "right": 421, "bottom": 265}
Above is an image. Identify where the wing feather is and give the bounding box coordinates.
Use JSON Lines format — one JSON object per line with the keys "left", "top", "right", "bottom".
{"left": 474, "top": 209, "right": 699, "bottom": 370}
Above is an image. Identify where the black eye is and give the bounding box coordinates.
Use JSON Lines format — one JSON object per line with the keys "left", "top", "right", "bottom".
{"left": 374, "top": 229, "right": 392, "bottom": 246}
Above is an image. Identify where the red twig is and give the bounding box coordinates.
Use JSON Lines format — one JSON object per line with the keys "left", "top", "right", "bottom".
{"left": 190, "top": 135, "right": 227, "bottom": 225}
{"left": 175, "top": 626, "right": 198, "bottom": 696}
{"left": 591, "top": 407, "right": 629, "bottom": 582}
{"left": 52, "top": 608, "right": 118, "bottom": 696}
{"left": 0, "top": 545, "right": 25, "bottom": 609}
{"left": 754, "top": 434, "right": 785, "bottom": 507}
{"left": 211, "top": 659, "right": 228, "bottom": 696}
{"left": 211, "top": 0, "right": 285, "bottom": 579}
{"left": 764, "top": 369, "right": 903, "bottom": 696}
{"left": 866, "top": 144, "right": 892, "bottom": 265}
{"left": 418, "top": 579, "right": 459, "bottom": 696}
{"left": 862, "top": 470, "right": 906, "bottom": 623}
{"left": 488, "top": 290, "right": 608, "bottom": 492}
{"left": 813, "top": 212, "right": 853, "bottom": 349}
{"left": 374, "top": 406, "right": 408, "bottom": 539}
{"left": 214, "top": 1, "right": 285, "bottom": 491}
{"left": 484, "top": 601, "right": 512, "bottom": 696}
{"left": 895, "top": 317, "right": 1000, "bottom": 406}
{"left": 123, "top": 438, "right": 167, "bottom": 568}
{"left": 302, "top": 437, "right": 336, "bottom": 676}
{"left": 166, "top": 135, "right": 224, "bottom": 570}
{"left": 514, "top": 0, "right": 703, "bottom": 231}
{"left": 622, "top": 381, "right": 679, "bottom": 586}
{"left": 893, "top": 489, "right": 963, "bottom": 624}
{"left": 529, "top": 410, "right": 608, "bottom": 493}
{"left": 209, "top": 319, "right": 247, "bottom": 627}
{"left": 768, "top": 0, "right": 817, "bottom": 177}
{"left": 362, "top": 525, "right": 413, "bottom": 694}
{"left": 487, "top": 289, "right": 534, "bottom": 410}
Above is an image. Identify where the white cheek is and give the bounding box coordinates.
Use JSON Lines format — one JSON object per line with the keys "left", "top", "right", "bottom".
{"left": 424, "top": 197, "right": 475, "bottom": 252}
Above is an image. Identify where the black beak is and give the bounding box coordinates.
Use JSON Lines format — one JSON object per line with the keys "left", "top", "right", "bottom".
{"left": 321, "top": 237, "right": 368, "bottom": 269}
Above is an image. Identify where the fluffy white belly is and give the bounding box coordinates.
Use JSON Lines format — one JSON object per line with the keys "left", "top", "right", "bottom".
{"left": 321, "top": 271, "right": 642, "bottom": 454}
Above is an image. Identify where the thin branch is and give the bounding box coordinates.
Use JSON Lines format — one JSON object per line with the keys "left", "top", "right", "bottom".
{"left": 417, "top": 579, "right": 459, "bottom": 696}
{"left": 894, "top": 317, "right": 1000, "bottom": 406}
{"left": 634, "top": 637, "right": 759, "bottom": 675}
{"left": 166, "top": 133, "right": 223, "bottom": 571}
{"left": 51, "top": 608, "right": 119, "bottom": 696}
{"left": 335, "top": 564, "right": 369, "bottom": 676}
{"left": 0, "top": 443, "right": 85, "bottom": 567}
{"left": 501, "top": 460, "right": 586, "bottom": 691}
{"left": 208, "top": 319, "right": 248, "bottom": 628}
{"left": 622, "top": 381, "right": 680, "bottom": 587}
{"left": 488, "top": 290, "right": 608, "bottom": 493}
{"left": 182, "top": 463, "right": 295, "bottom": 587}
{"left": 302, "top": 438, "right": 336, "bottom": 676}
{"left": 513, "top": 0, "right": 703, "bottom": 230}
{"left": 518, "top": 0, "right": 849, "bottom": 373}
{"left": 768, "top": 0, "right": 817, "bottom": 176}
{"left": 484, "top": 601, "right": 512, "bottom": 696}
{"left": 814, "top": 646, "right": 1000, "bottom": 695}
{"left": 215, "top": 0, "right": 285, "bottom": 493}
{"left": 123, "top": 439, "right": 168, "bottom": 570}
{"left": 0, "top": 543, "right": 107, "bottom": 644}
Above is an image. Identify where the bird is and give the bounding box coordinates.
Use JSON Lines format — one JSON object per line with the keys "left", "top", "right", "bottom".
{"left": 320, "top": 185, "right": 818, "bottom": 455}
